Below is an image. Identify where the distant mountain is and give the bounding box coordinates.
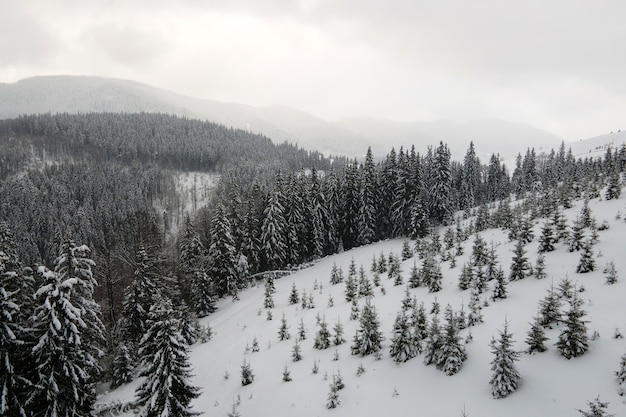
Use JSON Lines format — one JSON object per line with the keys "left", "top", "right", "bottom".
{"left": 1, "top": 75, "right": 565, "bottom": 160}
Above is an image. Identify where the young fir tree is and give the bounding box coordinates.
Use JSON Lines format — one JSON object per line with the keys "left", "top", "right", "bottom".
{"left": 278, "top": 313, "right": 290, "bottom": 341}
{"left": 179, "top": 217, "right": 215, "bottom": 317}
{"left": 577, "top": 396, "right": 615, "bottom": 417}
{"left": 314, "top": 320, "right": 332, "bottom": 350}
{"left": 467, "top": 285, "right": 484, "bottom": 326}
{"left": 401, "top": 240, "right": 413, "bottom": 261}
{"left": 552, "top": 208, "right": 569, "bottom": 243}
{"left": 568, "top": 217, "right": 586, "bottom": 252}
{"left": 240, "top": 360, "right": 254, "bottom": 386}
{"left": 423, "top": 252, "right": 443, "bottom": 293}
{"left": 538, "top": 221, "right": 556, "bottom": 253}
{"left": 525, "top": 316, "right": 549, "bottom": 354}
{"left": 408, "top": 261, "right": 421, "bottom": 288}
{"left": 264, "top": 278, "right": 275, "bottom": 309}
{"left": 292, "top": 339, "right": 302, "bottom": 362}
{"left": 556, "top": 291, "right": 589, "bottom": 359}
{"left": 333, "top": 319, "right": 346, "bottom": 345}
{"left": 111, "top": 343, "right": 135, "bottom": 389}
{"left": 471, "top": 234, "right": 489, "bottom": 268}
{"left": 298, "top": 319, "right": 307, "bottom": 341}
{"left": 351, "top": 299, "right": 384, "bottom": 356}
{"left": 29, "top": 266, "right": 98, "bottom": 417}
{"left": 349, "top": 298, "right": 360, "bottom": 320}
{"left": 538, "top": 284, "right": 562, "bottom": 328}
{"left": 282, "top": 365, "right": 292, "bottom": 382}
{"left": 534, "top": 253, "right": 547, "bottom": 280}
{"left": 491, "top": 267, "right": 508, "bottom": 301}
{"left": 389, "top": 311, "right": 416, "bottom": 364}
{"left": 604, "top": 260, "right": 618, "bottom": 285}
{"left": 377, "top": 252, "right": 388, "bottom": 274}
{"left": 458, "top": 263, "right": 474, "bottom": 291}
{"left": 344, "top": 271, "right": 358, "bottom": 302}
{"left": 489, "top": 321, "right": 521, "bottom": 399}
{"left": 616, "top": 353, "right": 626, "bottom": 395}
{"left": 557, "top": 276, "right": 574, "bottom": 300}
{"left": 576, "top": 239, "right": 596, "bottom": 274}
{"left": 135, "top": 298, "right": 201, "bottom": 417}
{"left": 388, "top": 253, "right": 403, "bottom": 285}
{"left": 358, "top": 266, "right": 374, "bottom": 297}
{"left": 411, "top": 301, "right": 429, "bottom": 354}
{"left": 329, "top": 263, "right": 343, "bottom": 285}
{"left": 424, "top": 312, "right": 443, "bottom": 366}
{"left": 288, "top": 282, "right": 299, "bottom": 305}
{"left": 437, "top": 305, "right": 467, "bottom": 375}
{"left": 509, "top": 239, "right": 530, "bottom": 281}
{"left": 208, "top": 202, "right": 240, "bottom": 297}
{"left": 326, "top": 377, "right": 341, "bottom": 409}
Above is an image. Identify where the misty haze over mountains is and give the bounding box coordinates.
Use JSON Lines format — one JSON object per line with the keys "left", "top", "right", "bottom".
{"left": 0, "top": 75, "right": 566, "bottom": 160}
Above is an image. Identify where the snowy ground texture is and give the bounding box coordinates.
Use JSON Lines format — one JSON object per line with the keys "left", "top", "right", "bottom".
{"left": 99, "top": 194, "right": 626, "bottom": 416}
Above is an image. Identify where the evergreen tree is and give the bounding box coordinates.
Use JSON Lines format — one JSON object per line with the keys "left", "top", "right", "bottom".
{"left": 135, "top": 298, "right": 200, "bottom": 417}
{"left": 556, "top": 292, "right": 589, "bottom": 359}
{"left": 333, "top": 319, "right": 346, "bottom": 345}
{"left": 209, "top": 203, "right": 240, "bottom": 297}
{"left": 344, "top": 270, "right": 358, "bottom": 302}
{"left": 389, "top": 311, "right": 416, "bottom": 364}
{"left": 458, "top": 263, "right": 474, "bottom": 291}
{"left": 422, "top": 252, "right": 443, "bottom": 293}
{"left": 358, "top": 147, "right": 378, "bottom": 245}
{"left": 429, "top": 142, "right": 452, "bottom": 224}
{"left": 408, "top": 260, "right": 421, "bottom": 288}
{"left": 292, "top": 339, "right": 302, "bottom": 362}
{"left": 111, "top": 343, "right": 134, "bottom": 389}
{"left": 489, "top": 321, "right": 521, "bottom": 399}
{"left": 261, "top": 182, "right": 288, "bottom": 270}
{"left": 401, "top": 240, "right": 413, "bottom": 261}
{"left": 349, "top": 298, "right": 360, "bottom": 321}
{"left": 604, "top": 260, "right": 618, "bottom": 285}
{"left": 525, "top": 316, "right": 549, "bottom": 354}
{"left": 467, "top": 285, "right": 484, "bottom": 326}
{"left": 278, "top": 313, "right": 290, "bottom": 341}
{"left": 298, "top": 319, "right": 307, "bottom": 341}
{"left": 351, "top": 299, "right": 384, "bottom": 356}
{"left": 358, "top": 267, "right": 374, "bottom": 298}
{"left": 538, "top": 222, "right": 556, "bottom": 253}
{"left": 179, "top": 217, "right": 215, "bottom": 317}
{"left": 534, "top": 253, "right": 547, "bottom": 280}
{"left": 240, "top": 360, "right": 254, "bottom": 386}
{"left": 576, "top": 240, "right": 595, "bottom": 273}
{"left": 288, "top": 282, "right": 299, "bottom": 304}
{"left": 491, "top": 267, "right": 508, "bottom": 301}
{"left": 326, "top": 378, "right": 341, "bottom": 409}
{"left": 605, "top": 169, "right": 622, "bottom": 201}
{"left": 388, "top": 253, "right": 403, "bottom": 286}
{"left": 437, "top": 305, "right": 467, "bottom": 375}
{"left": 411, "top": 302, "right": 429, "bottom": 353}
{"left": 568, "top": 217, "right": 586, "bottom": 252}
{"left": 314, "top": 320, "right": 332, "bottom": 350}
{"left": 329, "top": 263, "right": 343, "bottom": 285}
{"left": 616, "top": 353, "right": 626, "bottom": 395}
{"left": 29, "top": 266, "right": 97, "bottom": 417}
{"left": 264, "top": 277, "right": 275, "bottom": 309}
{"left": 577, "top": 396, "right": 614, "bottom": 417}
{"left": 424, "top": 313, "right": 443, "bottom": 366}
{"left": 509, "top": 240, "right": 530, "bottom": 281}
{"left": 538, "top": 284, "right": 562, "bottom": 328}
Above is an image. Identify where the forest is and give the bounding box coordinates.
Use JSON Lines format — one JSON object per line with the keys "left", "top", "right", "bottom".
{"left": 0, "top": 112, "right": 625, "bottom": 416}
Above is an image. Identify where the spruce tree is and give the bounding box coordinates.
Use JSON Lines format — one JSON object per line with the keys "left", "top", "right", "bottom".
{"left": 208, "top": 202, "right": 240, "bottom": 297}
{"left": 458, "top": 263, "right": 474, "bottom": 291}
{"left": 534, "top": 253, "right": 547, "bottom": 280}
{"left": 408, "top": 261, "right": 421, "bottom": 288}
{"left": 297, "top": 319, "right": 307, "bottom": 341}
{"left": 329, "top": 263, "right": 343, "bottom": 285}
{"left": 179, "top": 217, "right": 215, "bottom": 317}
{"left": 351, "top": 299, "right": 384, "bottom": 356}
{"left": 616, "top": 353, "right": 626, "bottom": 395}
{"left": 604, "top": 260, "right": 618, "bottom": 285}
{"left": 240, "top": 360, "right": 254, "bottom": 386}
{"left": 314, "top": 320, "right": 332, "bottom": 350}
{"left": 278, "top": 313, "right": 290, "bottom": 341}
{"left": 292, "top": 339, "right": 302, "bottom": 362}
{"left": 467, "top": 285, "right": 484, "bottom": 326}
{"left": 349, "top": 298, "right": 360, "bottom": 320}
{"left": 556, "top": 292, "right": 589, "bottom": 359}
{"left": 358, "top": 266, "right": 374, "bottom": 297}
{"left": 577, "top": 396, "right": 614, "bottom": 417}
{"left": 135, "top": 298, "right": 201, "bottom": 417}
{"left": 411, "top": 301, "right": 429, "bottom": 353}
{"left": 424, "top": 313, "right": 442, "bottom": 366}
{"left": 288, "top": 282, "right": 299, "bottom": 304}
{"left": 538, "top": 284, "right": 562, "bottom": 328}
{"left": 491, "top": 267, "right": 508, "bottom": 301}
{"left": 389, "top": 312, "right": 415, "bottom": 364}
{"left": 333, "top": 319, "right": 346, "bottom": 345}
{"left": 568, "top": 217, "right": 586, "bottom": 252}
{"left": 538, "top": 222, "right": 556, "bottom": 253}
{"left": 489, "top": 321, "right": 521, "bottom": 399}
{"left": 509, "top": 240, "right": 530, "bottom": 281}
{"left": 261, "top": 184, "right": 288, "bottom": 270}
{"left": 388, "top": 253, "right": 403, "bottom": 286}
{"left": 525, "top": 316, "right": 548, "bottom": 354}
{"left": 437, "top": 305, "right": 467, "bottom": 375}
{"left": 111, "top": 343, "right": 134, "bottom": 388}
{"left": 344, "top": 271, "right": 358, "bottom": 302}
{"left": 401, "top": 240, "right": 413, "bottom": 261}
{"left": 576, "top": 239, "right": 595, "bottom": 274}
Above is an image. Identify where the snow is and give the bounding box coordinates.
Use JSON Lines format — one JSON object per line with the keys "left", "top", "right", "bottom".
{"left": 98, "top": 194, "right": 626, "bottom": 416}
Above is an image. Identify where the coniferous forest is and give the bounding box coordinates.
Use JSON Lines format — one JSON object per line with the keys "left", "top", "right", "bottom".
{"left": 0, "top": 112, "right": 625, "bottom": 416}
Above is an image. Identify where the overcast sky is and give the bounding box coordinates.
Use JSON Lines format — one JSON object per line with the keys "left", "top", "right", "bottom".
{"left": 1, "top": 0, "right": 624, "bottom": 140}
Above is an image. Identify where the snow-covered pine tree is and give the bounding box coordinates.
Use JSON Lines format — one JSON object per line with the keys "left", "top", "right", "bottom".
{"left": 261, "top": 181, "right": 288, "bottom": 271}
{"left": 135, "top": 297, "right": 201, "bottom": 417}
{"left": 489, "top": 320, "right": 521, "bottom": 399}
{"left": 557, "top": 276, "right": 574, "bottom": 300}
{"left": 534, "top": 253, "right": 547, "bottom": 280}
{"left": 408, "top": 261, "right": 421, "bottom": 288}
{"left": 424, "top": 312, "right": 442, "bottom": 366}
{"left": 298, "top": 319, "right": 307, "bottom": 341}
{"left": 556, "top": 291, "right": 589, "bottom": 359}
{"left": 467, "top": 284, "right": 484, "bottom": 326}
{"left": 264, "top": 277, "right": 275, "bottom": 309}
{"left": 278, "top": 313, "right": 290, "bottom": 341}
{"left": 491, "top": 267, "right": 508, "bottom": 301}
{"left": 350, "top": 298, "right": 360, "bottom": 320}
{"left": 552, "top": 208, "right": 569, "bottom": 243}
{"left": 111, "top": 343, "right": 134, "bottom": 388}
{"left": 411, "top": 301, "right": 429, "bottom": 354}
{"left": 240, "top": 360, "right": 254, "bottom": 386}
{"left": 288, "top": 282, "right": 299, "bottom": 304}
{"left": 326, "top": 378, "right": 341, "bottom": 409}
{"left": 29, "top": 266, "right": 97, "bottom": 417}
{"left": 389, "top": 311, "right": 416, "bottom": 364}
{"left": 292, "top": 339, "right": 302, "bottom": 362}
{"left": 329, "top": 263, "right": 343, "bottom": 285}
{"left": 422, "top": 252, "right": 443, "bottom": 293}
{"left": 471, "top": 234, "right": 489, "bottom": 268}
{"left": 388, "top": 253, "right": 403, "bottom": 286}
{"left": 314, "top": 320, "right": 332, "bottom": 350}
{"left": 428, "top": 142, "right": 452, "bottom": 224}
{"left": 576, "top": 239, "right": 595, "bottom": 274}
{"left": 568, "top": 217, "right": 586, "bottom": 252}
{"left": 616, "top": 353, "right": 626, "bottom": 395}
{"left": 358, "top": 266, "right": 374, "bottom": 297}
{"left": 538, "top": 284, "right": 562, "bottom": 328}
{"left": 605, "top": 169, "right": 622, "bottom": 201}
{"left": 209, "top": 202, "right": 240, "bottom": 297}
{"left": 344, "top": 270, "right": 358, "bottom": 302}
{"left": 509, "top": 239, "right": 530, "bottom": 281}
{"left": 401, "top": 240, "right": 413, "bottom": 261}
{"left": 604, "top": 260, "right": 618, "bottom": 284}
{"left": 525, "top": 316, "right": 548, "bottom": 354}
{"left": 517, "top": 215, "right": 535, "bottom": 245}
{"left": 437, "top": 305, "right": 467, "bottom": 375}
{"left": 538, "top": 221, "right": 556, "bottom": 253}
{"left": 358, "top": 147, "right": 378, "bottom": 246}
{"left": 458, "top": 263, "right": 474, "bottom": 291}
{"left": 485, "top": 246, "right": 500, "bottom": 282}
{"left": 333, "top": 319, "right": 346, "bottom": 345}
{"left": 577, "top": 396, "right": 615, "bottom": 417}
{"left": 351, "top": 299, "right": 384, "bottom": 356}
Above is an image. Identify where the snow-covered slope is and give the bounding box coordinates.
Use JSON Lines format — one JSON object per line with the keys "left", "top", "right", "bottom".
{"left": 98, "top": 194, "right": 626, "bottom": 416}
{"left": 568, "top": 131, "right": 626, "bottom": 160}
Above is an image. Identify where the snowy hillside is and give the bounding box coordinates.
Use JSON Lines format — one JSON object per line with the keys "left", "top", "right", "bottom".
{"left": 568, "top": 131, "right": 626, "bottom": 160}
{"left": 98, "top": 194, "right": 626, "bottom": 416}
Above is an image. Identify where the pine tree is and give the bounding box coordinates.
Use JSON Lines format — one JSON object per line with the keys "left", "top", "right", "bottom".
{"left": 538, "top": 284, "right": 562, "bottom": 328}
{"left": 135, "top": 298, "right": 200, "bottom": 417}
{"left": 358, "top": 147, "right": 378, "bottom": 246}
{"left": 489, "top": 321, "right": 521, "bottom": 399}
{"left": 467, "top": 285, "right": 484, "bottom": 326}
{"left": 261, "top": 183, "right": 288, "bottom": 270}
{"left": 349, "top": 298, "right": 360, "bottom": 320}
{"left": 408, "top": 261, "right": 421, "bottom": 288}
{"left": 208, "top": 202, "right": 240, "bottom": 297}
{"left": 458, "top": 263, "right": 474, "bottom": 291}
{"left": 29, "top": 266, "right": 98, "bottom": 417}
{"left": 411, "top": 302, "right": 429, "bottom": 353}
{"left": 538, "top": 222, "right": 556, "bottom": 253}
{"left": 111, "top": 343, "right": 134, "bottom": 389}
{"left": 326, "top": 378, "right": 341, "bottom": 409}
{"left": 297, "top": 319, "right": 307, "bottom": 341}
{"left": 240, "top": 360, "right": 254, "bottom": 386}
{"left": 358, "top": 266, "right": 374, "bottom": 297}
{"left": 387, "top": 253, "right": 403, "bottom": 286}
{"left": 605, "top": 169, "right": 622, "bottom": 200}
{"left": 329, "top": 263, "right": 343, "bottom": 285}
{"left": 422, "top": 252, "right": 443, "bottom": 293}
{"left": 179, "top": 217, "right": 215, "bottom": 317}
{"left": 525, "top": 316, "right": 549, "bottom": 354}
{"left": 292, "top": 339, "right": 302, "bottom": 362}
{"left": 429, "top": 142, "right": 452, "bottom": 224}
{"left": 424, "top": 313, "right": 442, "bottom": 366}
{"left": 333, "top": 319, "right": 346, "bottom": 345}
{"left": 351, "top": 299, "right": 384, "bottom": 356}
{"left": 437, "top": 305, "right": 467, "bottom": 375}
{"left": 534, "top": 253, "right": 547, "bottom": 280}
{"left": 288, "top": 282, "right": 299, "bottom": 304}
{"left": 509, "top": 240, "right": 530, "bottom": 281}
{"left": 491, "top": 267, "right": 508, "bottom": 301}
{"left": 389, "top": 312, "right": 416, "bottom": 364}
{"left": 344, "top": 270, "right": 358, "bottom": 302}
{"left": 556, "top": 292, "right": 589, "bottom": 359}
{"left": 616, "top": 353, "right": 626, "bottom": 395}
{"left": 264, "top": 277, "right": 275, "bottom": 309}
{"left": 577, "top": 396, "right": 615, "bottom": 417}
{"left": 278, "top": 313, "right": 290, "bottom": 341}
{"left": 282, "top": 365, "right": 292, "bottom": 382}
{"left": 604, "top": 260, "right": 618, "bottom": 284}
{"left": 377, "top": 252, "right": 387, "bottom": 274}
{"left": 401, "top": 240, "right": 413, "bottom": 260}
{"left": 568, "top": 217, "right": 586, "bottom": 252}
{"left": 557, "top": 276, "right": 574, "bottom": 300}
{"left": 314, "top": 320, "right": 332, "bottom": 350}
{"left": 576, "top": 239, "right": 595, "bottom": 273}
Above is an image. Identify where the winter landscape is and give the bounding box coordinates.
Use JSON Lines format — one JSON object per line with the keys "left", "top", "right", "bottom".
{"left": 2, "top": 2, "right": 626, "bottom": 417}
